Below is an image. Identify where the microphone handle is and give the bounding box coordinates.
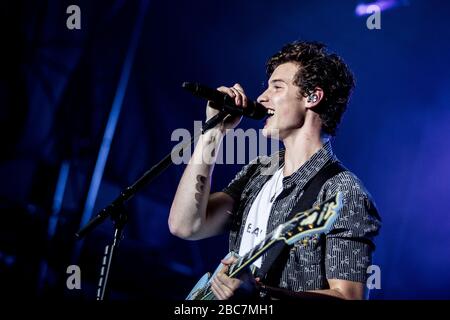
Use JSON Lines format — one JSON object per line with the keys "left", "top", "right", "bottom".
{"left": 182, "top": 82, "right": 267, "bottom": 120}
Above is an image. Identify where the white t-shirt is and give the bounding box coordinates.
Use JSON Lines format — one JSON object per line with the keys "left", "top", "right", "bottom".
{"left": 238, "top": 166, "right": 284, "bottom": 268}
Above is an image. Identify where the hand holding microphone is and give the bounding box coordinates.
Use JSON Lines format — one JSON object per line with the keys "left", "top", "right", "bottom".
{"left": 182, "top": 82, "right": 267, "bottom": 132}
{"left": 208, "top": 83, "right": 247, "bottom": 132}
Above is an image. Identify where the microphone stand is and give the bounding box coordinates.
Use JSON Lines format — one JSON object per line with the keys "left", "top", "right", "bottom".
{"left": 75, "top": 110, "right": 229, "bottom": 300}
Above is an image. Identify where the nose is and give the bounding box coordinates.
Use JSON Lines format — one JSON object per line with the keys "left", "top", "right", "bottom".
{"left": 257, "top": 88, "right": 269, "bottom": 105}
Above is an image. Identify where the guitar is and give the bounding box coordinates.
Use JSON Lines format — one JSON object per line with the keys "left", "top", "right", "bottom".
{"left": 186, "top": 192, "right": 343, "bottom": 300}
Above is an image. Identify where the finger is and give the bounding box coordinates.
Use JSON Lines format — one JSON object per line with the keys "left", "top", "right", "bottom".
{"left": 221, "top": 255, "right": 238, "bottom": 265}
{"left": 211, "top": 284, "right": 224, "bottom": 300}
{"left": 233, "top": 83, "right": 248, "bottom": 107}
{"left": 211, "top": 277, "right": 226, "bottom": 300}
{"left": 213, "top": 275, "right": 234, "bottom": 300}
{"left": 216, "top": 86, "right": 236, "bottom": 99}
{"left": 233, "top": 83, "right": 244, "bottom": 91}
{"left": 217, "top": 264, "right": 229, "bottom": 276}
{"left": 219, "top": 283, "right": 234, "bottom": 300}
{"left": 217, "top": 273, "right": 241, "bottom": 292}
{"left": 229, "top": 87, "right": 242, "bottom": 106}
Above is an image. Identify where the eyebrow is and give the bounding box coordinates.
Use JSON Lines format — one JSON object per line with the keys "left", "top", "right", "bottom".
{"left": 269, "top": 79, "right": 287, "bottom": 85}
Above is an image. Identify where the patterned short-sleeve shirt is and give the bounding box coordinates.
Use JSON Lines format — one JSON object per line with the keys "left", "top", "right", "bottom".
{"left": 222, "top": 142, "right": 381, "bottom": 292}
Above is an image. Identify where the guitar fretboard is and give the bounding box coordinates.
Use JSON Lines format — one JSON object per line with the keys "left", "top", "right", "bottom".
{"left": 229, "top": 238, "right": 276, "bottom": 277}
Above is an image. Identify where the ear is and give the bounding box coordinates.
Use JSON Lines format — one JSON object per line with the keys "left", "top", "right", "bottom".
{"left": 305, "top": 88, "right": 324, "bottom": 110}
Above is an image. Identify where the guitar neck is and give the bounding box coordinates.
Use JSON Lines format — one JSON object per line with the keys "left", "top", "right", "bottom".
{"left": 228, "top": 237, "right": 280, "bottom": 278}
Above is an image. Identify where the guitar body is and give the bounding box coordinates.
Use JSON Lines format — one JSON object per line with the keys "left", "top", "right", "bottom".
{"left": 186, "top": 252, "right": 239, "bottom": 300}
{"left": 186, "top": 272, "right": 211, "bottom": 300}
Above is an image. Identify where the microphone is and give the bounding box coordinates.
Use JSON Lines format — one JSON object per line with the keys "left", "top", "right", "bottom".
{"left": 182, "top": 82, "right": 268, "bottom": 120}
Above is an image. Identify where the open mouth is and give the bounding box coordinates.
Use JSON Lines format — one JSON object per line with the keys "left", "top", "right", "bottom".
{"left": 264, "top": 109, "right": 275, "bottom": 120}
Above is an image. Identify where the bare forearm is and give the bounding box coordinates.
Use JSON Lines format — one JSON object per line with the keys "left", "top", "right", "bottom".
{"left": 259, "top": 285, "right": 342, "bottom": 300}
{"left": 307, "top": 289, "right": 347, "bottom": 299}
{"left": 259, "top": 281, "right": 364, "bottom": 300}
{"left": 312, "top": 279, "right": 365, "bottom": 300}
{"left": 168, "top": 129, "right": 224, "bottom": 239}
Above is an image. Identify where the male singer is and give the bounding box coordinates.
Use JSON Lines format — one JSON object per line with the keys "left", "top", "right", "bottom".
{"left": 168, "top": 41, "right": 381, "bottom": 300}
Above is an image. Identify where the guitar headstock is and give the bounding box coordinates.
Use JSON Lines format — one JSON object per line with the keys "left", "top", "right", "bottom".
{"left": 273, "top": 192, "right": 343, "bottom": 245}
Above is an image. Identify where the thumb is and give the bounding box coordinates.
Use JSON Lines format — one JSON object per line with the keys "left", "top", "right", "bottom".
{"left": 221, "top": 256, "right": 237, "bottom": 266}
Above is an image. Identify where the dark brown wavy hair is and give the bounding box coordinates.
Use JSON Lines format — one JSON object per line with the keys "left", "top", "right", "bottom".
{"left": 266, "top": 41, "right": 355, "bottom": 136}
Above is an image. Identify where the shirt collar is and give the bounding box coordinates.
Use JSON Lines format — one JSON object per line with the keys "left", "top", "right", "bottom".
{"left": 275, "top": 141, "right": 336, "bottom": 190}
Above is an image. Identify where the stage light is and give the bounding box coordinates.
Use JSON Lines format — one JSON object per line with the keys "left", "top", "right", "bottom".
{"left": 355, "top": 0, "right": 406, "bottom": 16}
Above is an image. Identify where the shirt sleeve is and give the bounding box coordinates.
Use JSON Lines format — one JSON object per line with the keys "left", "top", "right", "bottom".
{"left": 324, "top": 181, "right": 382, "bottom": 283}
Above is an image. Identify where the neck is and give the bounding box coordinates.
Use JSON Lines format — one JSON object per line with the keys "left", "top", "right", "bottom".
{"left": 282, "top": 127, "right": 328, "bottom": 177}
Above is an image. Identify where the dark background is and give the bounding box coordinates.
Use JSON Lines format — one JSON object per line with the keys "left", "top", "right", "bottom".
{"left": 1, "top": 0, "right": 449, "bottom": 300}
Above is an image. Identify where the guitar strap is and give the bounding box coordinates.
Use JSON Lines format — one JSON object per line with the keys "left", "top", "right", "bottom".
{"left": 256, "top": 160, "right": 346, "bottom": 286}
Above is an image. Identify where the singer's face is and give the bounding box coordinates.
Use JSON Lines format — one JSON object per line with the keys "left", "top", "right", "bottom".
{"left": 258, "top": 62, "right": 307, "bottom": 139}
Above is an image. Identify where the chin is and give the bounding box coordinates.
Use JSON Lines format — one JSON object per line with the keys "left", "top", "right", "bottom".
{"left": 262, "top": 127, "right": 281, "bottom": 140}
